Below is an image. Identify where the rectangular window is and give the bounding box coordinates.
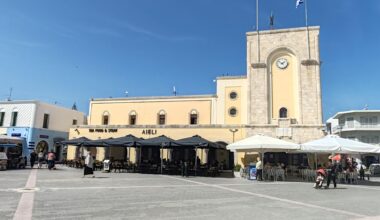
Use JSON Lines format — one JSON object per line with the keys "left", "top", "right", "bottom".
{"left": 0, "top": 112, "right": 4, "bottom": 126}
{"left": 346, "top": 117, "right": 354, "bottom": 128}
{"left": 360, "top": 117, "right": 369, "bottom": 127}
{"left": 370, "top": 116, "right": 378, "bottom": 127}
{"left": 103, "top": 115, "right": 109, "bottom": 125}
{"left": 158, "top": 115, "right": 165, "bottom": 125}
{"left": 11, "top": 112, "right": 18, "bottom": 126}
{"left": 370, "top": 136, "right": 379, "bottom": 144}
{"left": 338, "top": 117, "right": 345, "bottom": 127}
{"left": 129, "top": 115, "right": 136, "bottom": 125}
{"left": 43, "top": 114, "right": 49, "bottom": 129}
{"left": 190, "top": 114, "right": 198, "bottom": 125}
{"left": 360, "top": 136, "right": 370, "bottom": 144}
{"left": 72, "top": 119, "right": 77, "bottom": 125}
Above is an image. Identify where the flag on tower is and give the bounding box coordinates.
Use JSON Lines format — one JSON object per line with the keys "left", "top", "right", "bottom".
{"left": 296, "top": 0, "right": 304, "bottom": 8}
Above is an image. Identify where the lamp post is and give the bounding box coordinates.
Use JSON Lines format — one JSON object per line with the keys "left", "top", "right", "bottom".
{"left": 229, "top": 128, "right": 239, "bottom": 166}
{"left": 229, "top": 128, "right": 238, "bottom": 143}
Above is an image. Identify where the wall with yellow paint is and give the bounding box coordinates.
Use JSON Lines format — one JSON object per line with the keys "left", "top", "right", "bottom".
{"left": 89, "top": 97, "right": 214, "bottom": 126}
{"left": 216, "top": 76, "right": 248, "bottom": 125}
{"left": 271, "top": 54, "right": 299, "bottom": 120}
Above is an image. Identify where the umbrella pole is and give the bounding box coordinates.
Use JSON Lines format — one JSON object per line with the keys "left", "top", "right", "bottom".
{"left": 314, "top": 153, "right": 317, "bottom": 170}
{"left": 261, "top": 150, "right": 265, "bottom": 181}
{"left": 194, "top": 146, "right": 198, "bottom": 177}
{"left": 161, "top": 145, "right": 163, "bottom": 174}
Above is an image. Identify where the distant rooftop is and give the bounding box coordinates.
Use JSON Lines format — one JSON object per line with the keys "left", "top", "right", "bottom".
{"left": 216, "top": 75, "right": 246, "bottom": 80}
{"left": 92, "top": 94, "right": 217, "bottom": 102}
{"left": 0, "top": 100, "right": 82, "bottom": 113}
{"left": 247, "top": 26, "right": 320, "bottom": 36}
{"left": 332, "top": 110, "right": 380, "bottom": 119}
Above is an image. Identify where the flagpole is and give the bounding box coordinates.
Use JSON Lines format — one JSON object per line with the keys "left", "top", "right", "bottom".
{"left": 256, "top": 0, "right": 260, "bottom": 63}
{"left": 305, "top": 0, "right": 311, "bottom": 59}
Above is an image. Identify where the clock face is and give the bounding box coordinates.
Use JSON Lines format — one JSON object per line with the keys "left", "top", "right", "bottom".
{"left": 276, "top": 58, "right": 288, "bottom": 69}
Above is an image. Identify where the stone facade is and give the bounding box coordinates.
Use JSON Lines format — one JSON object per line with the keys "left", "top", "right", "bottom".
{"left": 246, "top": 26, "right": 324, "bottom": 142}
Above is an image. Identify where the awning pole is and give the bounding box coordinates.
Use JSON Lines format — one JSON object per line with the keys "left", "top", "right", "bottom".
{"left": 194, "top": 146, "right": 198, "bottom": 177}
{"left": 314, "top": 153, "right": 317, "bottom": 170}
{"left": 262, "top": 149, "right": 265, "bottom": 181}
{"left": 161, "top": 144, "right": 163, "bottom": 174}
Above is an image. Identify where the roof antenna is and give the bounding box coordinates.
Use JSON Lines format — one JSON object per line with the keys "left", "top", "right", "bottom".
{"left": 363, "top": 104, "right": 368, "bottom": 110}
{"left": 7, "top": 87, "right": 12, "bottom": 101}
{"left": 173, "top": 86, "right": 177, "bottom": 96}
{"left": 270, "top": 11, "right": 274, "bottom": 30}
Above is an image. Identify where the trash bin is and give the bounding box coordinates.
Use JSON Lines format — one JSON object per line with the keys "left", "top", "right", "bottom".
{"left": 103, "top": 159, "right": 110, "bottom": 172}
{"left": 249, "top": 163, "right": 257, "bottom": 180}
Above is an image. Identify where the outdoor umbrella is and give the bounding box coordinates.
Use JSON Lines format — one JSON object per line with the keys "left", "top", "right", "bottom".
{"left": 83, "top": 138, "right": 111, "bottom": 147}
{"left": 61, "top": 137, "right": 91, "bottom": 146}
{"left": 175, "top": 135, "right": 220, "bottom": 149}
{"left": 105, "top": 134, "right": 143, "bottom": 147}
{"left": 104, "top": 134, "right": 144, "bottom": 162}
{"left": 227, "top": 134, "right": 300, "bottom": 180}
{"left": 137, "top": 135, "right": 179, "bottom": 173}
{"left": 176, "top": 135, "right": 221, "bottom": 176}
{"left": 0, "top": 144, "right": 17, "bottom": 148}
{"left": 227, "top": 134, "right": 300, "bottom": 152}
{"left": 300, "top": 135, "right": 380, "bottom": 154}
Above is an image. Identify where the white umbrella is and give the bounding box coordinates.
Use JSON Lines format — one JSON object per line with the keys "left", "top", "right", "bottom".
{"left": 301, "top": 135, "right": 380, "bottom": 154}
{"left": 227, "top": 134, "right": 300, "bottom": 152}
{"left": 227, "top": 134, "right": 299, "bottom": 180}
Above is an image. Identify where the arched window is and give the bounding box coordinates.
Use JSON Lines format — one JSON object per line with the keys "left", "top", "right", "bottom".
{"left": 129, "top": 111, "right": 137, "bottom": 125}
{"left": 0, "top": 109, "right": 5, "bottom": 127}
{"left": 189, "top": 110, "right": 198, "bottom": 125}
{"left": 11, "top": 108, "right": 18, "bottom": 126}
{"left": 279, "top": 107, "right": 288, "bottom": 118}
{"left": 102, "top": 111, "right": 110, "bottom": 125}
{"left": 158, "top": 110, "right": 166, "bottom": 125}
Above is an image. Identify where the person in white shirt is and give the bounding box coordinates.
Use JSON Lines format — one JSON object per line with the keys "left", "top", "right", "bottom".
{"left": 256, "top": 157, "right": 263, "bottom": 181}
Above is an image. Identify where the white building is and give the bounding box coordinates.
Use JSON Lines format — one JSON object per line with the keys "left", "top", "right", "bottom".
{"left": 0, "top": 100, "right": 85, "bottom": 160}
{"left": 327, "top": 110, "right": 380, "bottom": 146}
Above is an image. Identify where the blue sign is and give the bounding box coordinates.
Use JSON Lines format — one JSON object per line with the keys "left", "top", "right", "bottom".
{"left": 249, "top": 164, "right": 257, "bottom": 180}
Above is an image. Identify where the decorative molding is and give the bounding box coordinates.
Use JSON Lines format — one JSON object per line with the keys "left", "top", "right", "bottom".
{"left": 301, "top": 59, "right": 319, "bottom": 66}
{"left": 251, "top": 63, "right": 267, "bottom": 69}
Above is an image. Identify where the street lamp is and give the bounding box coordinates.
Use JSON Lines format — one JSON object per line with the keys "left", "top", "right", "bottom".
{"left": 229, "top": 128, "right": 239, "bottom": 167}
{"left": 229, "top": 128, "right": 238, "bottom": 142}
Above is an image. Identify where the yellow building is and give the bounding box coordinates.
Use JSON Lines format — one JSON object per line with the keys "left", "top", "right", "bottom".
{"left": 67, "top": 26, "right": 324, "bottom": 167}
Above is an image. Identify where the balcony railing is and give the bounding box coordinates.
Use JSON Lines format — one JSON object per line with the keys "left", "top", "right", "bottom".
{"left": 332, "top": 124, "right": 380, "bottom": 133}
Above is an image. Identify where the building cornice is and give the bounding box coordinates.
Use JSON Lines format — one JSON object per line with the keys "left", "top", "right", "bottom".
{"left": 216, "top": 75, "right": 247, "bottom": 80}
{"left": 246, "top": 26, "right": 320, "bottom": 36}
{"left": 91, "top": 95, "right": 217, "bottom": 103}
{"left": 332, "top": 110, "right": 380, "bottom": 119}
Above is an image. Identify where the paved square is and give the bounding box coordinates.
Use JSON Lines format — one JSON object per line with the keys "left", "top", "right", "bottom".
{"left": 1, "top": 166, "right": 380, "bottom": 220}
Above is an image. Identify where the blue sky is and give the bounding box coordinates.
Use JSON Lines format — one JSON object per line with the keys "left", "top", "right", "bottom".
{"left": 0, "top": 0, "right": 379, "bottom": 120}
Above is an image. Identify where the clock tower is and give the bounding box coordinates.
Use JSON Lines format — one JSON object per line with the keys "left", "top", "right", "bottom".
{"left": 246, "top": 26, "right": 324, "bottom": 143}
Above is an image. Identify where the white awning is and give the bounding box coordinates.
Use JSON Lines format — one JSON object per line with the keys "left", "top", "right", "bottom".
{"left": 227, "top": 134, "right": 300, "bottom": 153}
{"left": 300, "top": 135, "right": 380, "bottom": 154}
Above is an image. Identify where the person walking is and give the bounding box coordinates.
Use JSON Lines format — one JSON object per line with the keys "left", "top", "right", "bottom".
{"left": 37, "top": 151, "right": 44, "bottom": 169}
{"left": 30, "top": 150, "right": 37, "bottom": 168}
{"left": 256, "top": 157, "right": 263, "bottom": 181}
{"left": 326, "top": 160, "right": 337, "bottom": 189}
{"left": 47, "top": 151, "right": 56, "bottom": 170}
{"left": 359, "top": 164, "right": 365, "bottom": 181}
{"left": 83, "top": 151, "right": 95, "bottom": 178}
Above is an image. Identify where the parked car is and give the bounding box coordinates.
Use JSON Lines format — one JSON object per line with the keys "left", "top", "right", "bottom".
{"left": 369, "top": 164, "right": 380, "bottom": 175}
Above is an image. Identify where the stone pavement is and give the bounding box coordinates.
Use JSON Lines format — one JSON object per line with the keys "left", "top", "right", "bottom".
{"left": 1, "top": 166, "right": 380, "bottom": 220}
